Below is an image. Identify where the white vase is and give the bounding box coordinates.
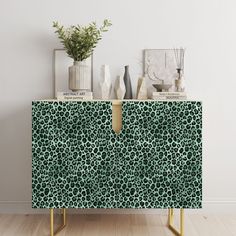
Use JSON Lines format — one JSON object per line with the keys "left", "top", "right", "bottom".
{"left": 99, "top": 65, "right": 112, "bottom": 99}
{"left": 175, "top": 72, "right": 185, "bottom": 92}
{"left": 136, "top": 77, "right": 148, "bottom": 100}
{"left": 114, "top": 76, "right": 126, "bottom": 100}
{"left": 69, "top": 61, "right": 90, "bottom": 92}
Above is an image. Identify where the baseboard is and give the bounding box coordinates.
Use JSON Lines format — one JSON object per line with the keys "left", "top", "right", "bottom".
{"left": 200, "top": 200, "right": 236, "bottom": 214}
{"left": 0, "top": 200, "right": 236, "bottom": 214}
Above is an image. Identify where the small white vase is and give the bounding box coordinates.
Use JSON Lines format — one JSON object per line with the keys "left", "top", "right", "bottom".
{"left": 136, "top": 77, "right": 148, "bottom": 100}
{"left": 99, "top": 65, "right": 112, "bottom": 99}
{"left": 114, "top": 76, "right": 126, "bottom": 100}
{"left": 175, "top": 72, "right": 185, "bottom": 92}
{"left": 69, "top": 61, "right": 90, "bottom": 92}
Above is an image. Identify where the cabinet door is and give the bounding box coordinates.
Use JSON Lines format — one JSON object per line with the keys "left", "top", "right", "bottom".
{"left": 175, "top": 102, "right": 202, "bottom": 208}
{"left": 117, "top": 101, "right": 202, "bottom": 208}
{"left": 32, "top": 101, "right": 115, "bottom": 208}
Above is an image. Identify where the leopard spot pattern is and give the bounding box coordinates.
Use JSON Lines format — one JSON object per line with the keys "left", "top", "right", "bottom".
{"left": 32, "top": 101, "right": 202, "bottom": 209}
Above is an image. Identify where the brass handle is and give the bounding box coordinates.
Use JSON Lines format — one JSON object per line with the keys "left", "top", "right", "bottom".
{"left": 112, "top": 100, "right": 122, "bottom": 134}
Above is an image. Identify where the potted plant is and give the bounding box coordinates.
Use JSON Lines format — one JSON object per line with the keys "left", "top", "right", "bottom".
{"left": 53, "top": 19, "right": 112, "bottom": 92}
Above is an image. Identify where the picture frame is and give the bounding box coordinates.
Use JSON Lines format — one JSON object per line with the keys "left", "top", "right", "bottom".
{"left": 143, "top": 49, "right": 182, "bottom": 83}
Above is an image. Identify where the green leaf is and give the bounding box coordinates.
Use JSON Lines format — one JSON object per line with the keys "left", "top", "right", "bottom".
{"left": 52, "top": 19, "right": 112, "bottom": 61}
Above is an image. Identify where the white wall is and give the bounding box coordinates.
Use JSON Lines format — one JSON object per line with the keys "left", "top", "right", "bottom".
{"left": 0, "top": 0, "right": 236, "bottom": 213}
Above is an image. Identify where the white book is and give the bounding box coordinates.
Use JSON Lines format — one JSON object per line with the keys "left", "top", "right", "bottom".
{"left": 152, "top": 92, "right": 186, "bottom": 96}
{"left": 57, "top": 91, "right": 93, "bottom": 97}
{"left": 57, "top": 96, "right": 93, "bottom": 101}
{"left": 152, "top": 96, "right": 187, "bottom": 100}
{"left": 57, "top": 91, "right": 93, "bottom": 100}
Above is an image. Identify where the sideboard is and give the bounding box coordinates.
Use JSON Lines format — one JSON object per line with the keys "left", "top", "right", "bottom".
{"left": 32, "top": 100, "right": 202, "bottom": 236}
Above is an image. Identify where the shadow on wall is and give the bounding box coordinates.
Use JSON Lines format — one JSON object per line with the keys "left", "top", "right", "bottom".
{"left": 0, "top": 103, "right": 34, "bottom": 202}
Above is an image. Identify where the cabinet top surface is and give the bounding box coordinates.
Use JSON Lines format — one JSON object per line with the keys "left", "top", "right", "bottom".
{"left": 32, "top": 99, "right": 202, "bottom": 103}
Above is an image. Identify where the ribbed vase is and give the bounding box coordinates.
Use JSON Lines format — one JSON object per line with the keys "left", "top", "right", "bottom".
{"left": 68, "top": 61, "right": 90, "bottom": 92}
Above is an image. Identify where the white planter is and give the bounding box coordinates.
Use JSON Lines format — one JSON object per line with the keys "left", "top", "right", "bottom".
{"left": 99, "top": 65, "right": 112, "bottom": 99}
{"left": 69, "top": 61, "right": 90, "bottom": 92}
{"left": 114, "top": 76, "right": 126, "bottom": 100}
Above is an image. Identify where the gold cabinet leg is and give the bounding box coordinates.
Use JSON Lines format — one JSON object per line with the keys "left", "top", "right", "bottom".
{"left": 180, "top": 208, "right": 184, "bottom": 236}
{"left": 168, "top": 208, "right": 174, "bottom": 225}
{"left": 50, "top": 209, "right": 54, "bottom": 236}
{"left": 50, "top": 208, "right": 67, "bottom": 236}
{"left": 62, "top": 208, "right": 66, "bottom": 226}
{"left": 168, "top": 208, "right": 184, "bottom": 236}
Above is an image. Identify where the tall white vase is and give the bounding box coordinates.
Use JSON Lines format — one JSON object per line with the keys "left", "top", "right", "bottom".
{"left": 99, "top": 65, "right": 112, "bottom": 99}
{"left": 69, "top": 61, "right": 90, "bottom": 92}
{"left": 114, "top": 76, "right": 126, "bottom": 100}
{"left": 136, "top": 77, "right": 148, "bottom": 100}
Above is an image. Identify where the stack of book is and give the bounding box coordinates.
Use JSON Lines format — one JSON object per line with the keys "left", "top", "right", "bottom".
{"left": 152, "top": 92, "right": 187, "bottom": 100}
{"left": 57, "top": 91, "right": 93, "bottom": 100}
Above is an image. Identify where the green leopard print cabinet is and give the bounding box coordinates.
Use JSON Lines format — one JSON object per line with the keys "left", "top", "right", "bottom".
{"left": 32, "top": 101, "right": 202, "bottom": 209}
